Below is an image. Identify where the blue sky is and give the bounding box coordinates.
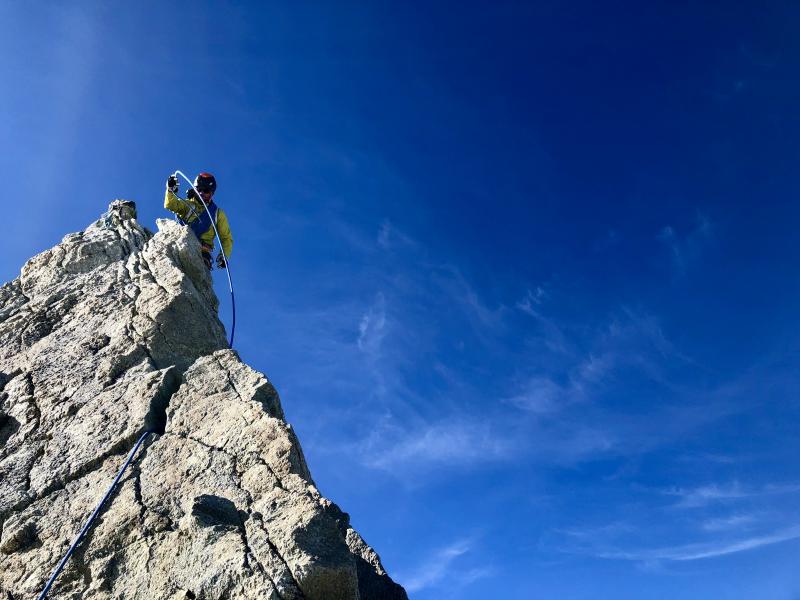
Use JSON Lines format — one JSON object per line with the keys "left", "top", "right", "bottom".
{"left": 3, "top": 2, "right": 800, "bottom": 598}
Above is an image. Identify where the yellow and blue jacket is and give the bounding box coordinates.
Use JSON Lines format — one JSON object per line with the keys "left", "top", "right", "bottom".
{"left": 164, "top": 190, "right": 233, "bottom": 257}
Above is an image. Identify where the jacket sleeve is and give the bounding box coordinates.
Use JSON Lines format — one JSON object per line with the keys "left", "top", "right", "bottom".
{"left": 164, "top": 190, "right": 192, "bottom": 221}
{"left": 216, "top": 208, "right": 234, "bottom": 257}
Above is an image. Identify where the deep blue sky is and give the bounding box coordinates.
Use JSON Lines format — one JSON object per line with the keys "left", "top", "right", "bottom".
{"left": 3, "top": 2, "right": 800, "bottom": 598}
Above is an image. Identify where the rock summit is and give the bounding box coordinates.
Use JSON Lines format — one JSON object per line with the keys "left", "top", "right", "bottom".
{"left": 0, "top": 201, "right": 407, "bottom": 600}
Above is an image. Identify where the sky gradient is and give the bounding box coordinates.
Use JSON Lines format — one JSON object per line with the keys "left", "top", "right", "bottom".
{"left": 3, "top": 2, "right": 800, "bottom": 598}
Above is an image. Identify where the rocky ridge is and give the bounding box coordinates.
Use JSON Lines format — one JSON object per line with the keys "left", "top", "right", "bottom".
{"left": 0, "top": 201, "right": 407, "bottom": 600}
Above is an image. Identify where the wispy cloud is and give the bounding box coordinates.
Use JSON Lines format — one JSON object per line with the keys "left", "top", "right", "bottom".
{"left": 283, "top": 216, "right": 753, "bottom": 484}
{"left": 664, "top": 481, "right": 800, "bottom": 509}
{"left": 665, "top": 482, "right": 750, "bottom": 508}
{"left": 701, "top": 513, "right": 760, "bottom": 532}
{"left": 377, "top": 219, "right": 417, "bottom": 251}
{"left": 558, "top": 521, "right": 636, "bottom": 541}
{"left": 355, "top": 405, "right": 624, "bottom": 475}
{"left": 357, "top": 292, "right": 387, "bottom": 356}
{"left": 349, "top": 275, "right": 731, "bottom": 475}
{"left": 515, "top": 287, "right": 546, "bottom": 314}
{"left": 515, "top": 287, "right": 570, "bottom": 354}
{"left": 507, "top": 306, "right": 689, "bottom": 416}
{"left": 657, "top": 212, "right": 714, "bottom": 276}
{"left": 433, "top": 264, "right": 507, "bottom": 335}
{"left": 587, "top": 525, "right": 800, "bottom": 562}
{"left": 556, "top": 509, "right": 800, "bottom": 565}
{"left": 505, "top": 376, "right": 569, "bottom": 414}
{"left": 398, "top": 538, "right": 492, "bottom": 593}
{"left": 359, "top": 418, "right": 517, "bottom": 472}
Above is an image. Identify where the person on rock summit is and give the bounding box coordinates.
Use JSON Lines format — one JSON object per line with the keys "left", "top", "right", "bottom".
{"left": 164, "top": 172, "right": 233, "bottom": 270}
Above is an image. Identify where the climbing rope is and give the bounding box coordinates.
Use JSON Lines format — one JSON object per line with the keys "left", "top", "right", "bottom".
{"left": 172, "top": 170, "right": 237, "bottom": 348}
{"left": 37, "top": 431, "right": 155, "bottom": 600}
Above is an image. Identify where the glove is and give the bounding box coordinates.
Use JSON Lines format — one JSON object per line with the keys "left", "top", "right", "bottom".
{"left": 167, "top": 175, "right": 179, "bottom": 193}
{"left": 201, "top": 244, "right": 214, "bottom": 270}
{"left": 216, "top": 253, "right": 228, "bottom": 269}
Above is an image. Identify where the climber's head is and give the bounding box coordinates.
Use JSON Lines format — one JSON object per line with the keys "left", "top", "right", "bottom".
{"left": 194, "top": 172, "right": 217, "bottom": 201}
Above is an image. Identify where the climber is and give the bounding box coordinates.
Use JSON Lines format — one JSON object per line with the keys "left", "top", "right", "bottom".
{"left": 164, "top": 172, "right": 233, "bottom": 270}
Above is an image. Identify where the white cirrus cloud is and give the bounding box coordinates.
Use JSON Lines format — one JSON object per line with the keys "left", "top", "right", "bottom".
{"left": 360, "top": 418, "right": 517, "bottom": 472}
{"left": 588, "top": 525, "right": 800, "bottom": 562}
{"left": 664, "top": 481, "right": 800, "bottom": 509}
{"left": 357, "top": 292, "right": 387, "bottom": 356}
{"left": 397, "top": 538, "right": 493, "bottom": 593}
{"left": 701, "top": 513, "right": 760, "bottom": 532}
{"left": 657, "top": 212, "right": 714, "bottom": 275}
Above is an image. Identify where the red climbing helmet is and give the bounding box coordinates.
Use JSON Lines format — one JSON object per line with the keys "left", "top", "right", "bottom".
{"left": 194, "top": 172, "right": 217, "bottom": 194}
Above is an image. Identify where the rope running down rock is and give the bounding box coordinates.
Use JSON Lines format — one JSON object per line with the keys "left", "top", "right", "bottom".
{"left": 37, "top": 431, "right": 155, "bottom": 600}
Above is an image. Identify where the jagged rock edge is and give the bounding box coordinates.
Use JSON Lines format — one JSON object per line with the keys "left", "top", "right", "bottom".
{"left": 0, "top": 203, "right": 406, "bottom": 599}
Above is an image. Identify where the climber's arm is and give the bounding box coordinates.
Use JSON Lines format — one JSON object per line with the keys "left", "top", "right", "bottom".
{"left": 164, "top": 190, "right": 193, "bottom": 221}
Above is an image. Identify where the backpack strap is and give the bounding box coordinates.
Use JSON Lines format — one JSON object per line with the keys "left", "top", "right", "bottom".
{"left": 179, "top": 201, "right": 218, "bottom": 240}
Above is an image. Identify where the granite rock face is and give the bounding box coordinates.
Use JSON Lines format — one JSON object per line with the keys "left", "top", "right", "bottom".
{"left": 0, "top": 201, "right": 406, "bottom": 600}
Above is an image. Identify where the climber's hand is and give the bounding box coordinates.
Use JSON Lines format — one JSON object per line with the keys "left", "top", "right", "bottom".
{"left": 167, "top": 175, "right": 179, "bottom": 193}
{"left": 216, "top": 253, "right": 227, "bottom": 269}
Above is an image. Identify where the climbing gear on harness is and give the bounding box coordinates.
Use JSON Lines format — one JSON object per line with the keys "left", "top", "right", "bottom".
{"left": 37, "top": 431, "right": 155, "bottom": 600}
{"left": 194, "top": 172, "right": 217, "bottom": 194}
{"left": 173, "top": 170, "right": 236, "bottom": 348}
{"left": 216, "top": 252, "right": 227, "bottom": 269}
{"left": 167, "top": 175, "right": 179, "bottom": 193}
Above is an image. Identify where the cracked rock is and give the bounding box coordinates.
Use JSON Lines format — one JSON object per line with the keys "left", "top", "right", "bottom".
{"left": 0, "top": 201, "right": 406, "bottom": 600}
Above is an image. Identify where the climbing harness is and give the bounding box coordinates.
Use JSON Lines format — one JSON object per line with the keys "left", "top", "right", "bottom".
{"left": 37, "top": 431, "right": 155, "bottom": 600}
{"left": 172, "top": 170, "right": 237, "bottom": 348}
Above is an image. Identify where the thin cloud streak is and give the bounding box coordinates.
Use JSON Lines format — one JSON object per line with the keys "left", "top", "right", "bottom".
{"left": 330, "top": 220, "right": 754, "bottom": 477}
{"left": 398, "top": 538, "right": 486, "bottom": 593}
{"left": 274, "top": 217, "right": 777, "bottom": 491}
{"left": 505, "top": 306, "right": 693, "bottom": 417}
{"left": 359, "top": 418, "right": 517, "bottom": 472}
{"left": 701, "top": 513, "right": 760, "bottom": 532}
{"left": 588, "top": 525, "right": 800, "bottom": 562}
{"left": 665, "top": 481, "right": 800, "bottom": 509}
{"left": 657, "top": 212, "right": 714, "bottom": 276}
{"left": 377, "top": 219, "right": 417, "bottom": 251}
{"left": 357, "top": 292, "right": 387, "bottom": 356}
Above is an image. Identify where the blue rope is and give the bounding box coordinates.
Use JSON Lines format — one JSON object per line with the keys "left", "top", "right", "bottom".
{"left": 37, "top": 431, "right": 155, "bottom": 600}
{"left": 172, "top": 170, "right": 236, "bottom": 349}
